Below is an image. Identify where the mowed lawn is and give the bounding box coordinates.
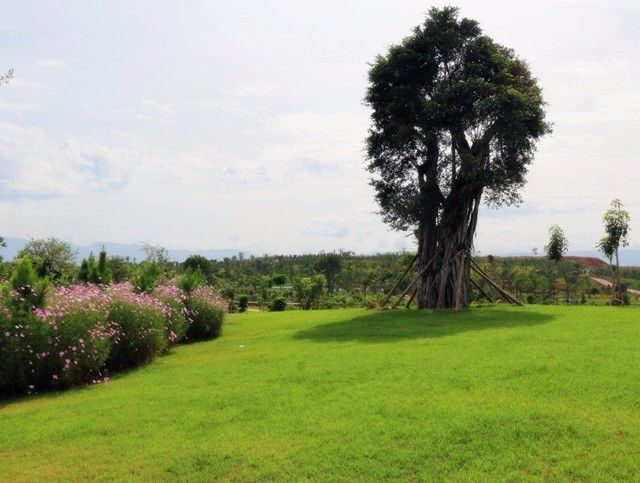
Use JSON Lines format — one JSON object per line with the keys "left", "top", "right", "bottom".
{"left": 2, "top": 306, "right": 640, "bottom": 481}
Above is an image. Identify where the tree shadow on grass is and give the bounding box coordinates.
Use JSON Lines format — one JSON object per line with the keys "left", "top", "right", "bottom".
{"left": 293, "top": 307, "right": 555, "bottom": 343}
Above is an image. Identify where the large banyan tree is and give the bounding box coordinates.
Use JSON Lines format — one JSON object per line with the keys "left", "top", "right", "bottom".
{"left": 366, "top": 7, "right": 550, "bottom": 309}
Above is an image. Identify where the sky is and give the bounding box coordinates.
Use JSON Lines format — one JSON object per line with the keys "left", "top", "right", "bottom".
{"left": 1, "top": 0, "right": 639, "bottom": 256}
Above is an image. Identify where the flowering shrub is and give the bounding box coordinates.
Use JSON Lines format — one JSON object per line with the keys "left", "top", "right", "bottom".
{"left": 0, "top": 301, "right": 51, "bottom": 394}
{"left": 35, "top": 285, "right": 113, "bottom": 388}
{"left": 154, "top": 284, "right": 189, "bottom": 346}
{"left": 186, "top": 286, "right": 227, "bottom": 341}
{"left": 106, "top": 283, "right": 168, "bottom": 370}
{"left": 0, "top": 279, "right": 228, "bottom": 395}
{"left": 0, "top": 284, "right": 112, "bottom": 394}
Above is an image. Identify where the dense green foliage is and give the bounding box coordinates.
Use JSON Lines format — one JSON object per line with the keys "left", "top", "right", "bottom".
{"left": 545, "top": 225, "right": 568, "bottom": 264}
{"left": 78, "top": 249, "right": 112, "bottom": 284}
{"left": 1, "top": 306, "right": 639, "bottom": 480}
{"left": 597, "top": 200, "right": 631, "bottom": 303}
{"left": 185, "top": 287, "right": 227, "bottom": 341}
{"left": 269, "top": 297, "right": 287, "bottom": 312}
{"left": 1, "top": 233, "right": 637, "bottom": 313}
{"left": 0, "top": 305, "right": 50, "bottom": 393}
{"left": 106, "top": 299, "right": 167, "bottom": 371}
{"left": 0, "top": 256, "right": 228, "bottom": 395}
{"left": 16, "top": 237, "right": 77, "bottom": 282}
{"left": 365, "top": 7, "right": 550, "bottom": 308}
{"left": 365, "top": 7, "right": 549, "bottom": 230}
{"left": 2, "top": 246, "right": 633, "bottom": 311}
{"left": 9, "top": 257, "right": 48, "bottom": 309}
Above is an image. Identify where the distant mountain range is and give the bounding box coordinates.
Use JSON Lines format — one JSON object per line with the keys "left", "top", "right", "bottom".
{"left": 0, "top": 238, "right": 246, "bottom": 263}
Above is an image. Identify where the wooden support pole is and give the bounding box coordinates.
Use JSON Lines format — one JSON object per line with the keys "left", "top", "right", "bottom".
{"left": 470, "top": 260, "right": 524, "bottom": 306}
{"left": 391, "top": 256, "right": 435, "bottom": 309}
{"left": 471, "top": 262, "right": 521, "bottom": 305}
{"left": 469, "top": 276, "right": 493, "bottom": 303}
{"left": 381, "top": 253, "right": 418, "bottom": 307}
{"left": 405, "top": 286, "right": 418, "bottom": 308}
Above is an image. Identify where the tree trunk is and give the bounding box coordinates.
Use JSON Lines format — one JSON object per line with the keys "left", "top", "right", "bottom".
{"left": 416, "top": 189, "right": 482, "bottom": 310}
{"left": 614, "top": 248, "right": 622, "bottom": 304}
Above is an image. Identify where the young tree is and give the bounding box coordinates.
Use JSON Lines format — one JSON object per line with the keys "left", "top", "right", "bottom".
{"left": 295, "top": 274, "right": 326, "bottom": 310}
{"left": 598, "top": 199, "right": 630, "bottom": 303}
{"left": 365, "top": 7, "right": 549, "bottom": 309}
{"left": 544, "top": 225, "right": 568, "bottom": 265}
{"left": 17, "top": 237, "right": 77, "bottom": 281}
{"left": 360, "top": 269, "right": 377, "bottom": 305}
{"left": 142, "top": 243, "right": 170, "bottom": 265}
{"left": 183, "top": 254, "right": 214, "bottom": 284}
{"left": 544, "top": 225, "right": 568, "bottom": 301}
{"left": 96, "top": 249, "right": 112, "bottom": 284}
{"left": 109, "top": 255, "right": 132, "bottom": 283}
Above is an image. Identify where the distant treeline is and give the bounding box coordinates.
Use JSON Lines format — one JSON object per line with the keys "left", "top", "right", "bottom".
{"left": 2, "top": 237, "right": 640, "bottom": 309}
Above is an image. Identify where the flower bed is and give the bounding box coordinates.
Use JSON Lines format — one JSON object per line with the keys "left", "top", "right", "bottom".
{"left": 0, "top": 281, "right": 227, "bottom": 396}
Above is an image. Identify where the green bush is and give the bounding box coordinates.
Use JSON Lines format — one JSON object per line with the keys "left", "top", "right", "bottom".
{"left": 107, "top": 297, "right": 167, "bottom": 370}
{"left": 79, "top": 250, "right": 113, "bottom": 285}
{"left": 177, "top": 268, "right": 205, "bottom": 295}
{"left": 0, "top": 305, "right": 51, "bottom": 395}
{"left": 186, "top": 287, "right": 226, "bottom": 341}
{"left": 154, "top": 284, "right": 188, "bottom": 346}
{"left": 16, "top": 237, "right": 77, "bottom": 282}
{"left": 295, "top": 274, "right": 326, "bottom": 310}
{"left": 132, "top": 262, "right": 161, "bottom": 293}
{"left": 10, "top": 257, "right": 49, "bottom": 309}
{"left": 47, "top": 309, "right": 112, "bottom": 388}
{"left": 269, "top": 297, "right": 287, "bottom": 311}
{"left": 238, "top": 295, "right": 249, "bottom": 312}
{"left": 0, "top": 284, "right": 114, "bottom": 395}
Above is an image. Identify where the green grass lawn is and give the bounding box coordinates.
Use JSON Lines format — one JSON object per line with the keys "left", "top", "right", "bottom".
{"left": 2, "top": 306, "right": 640, "bottom": 481}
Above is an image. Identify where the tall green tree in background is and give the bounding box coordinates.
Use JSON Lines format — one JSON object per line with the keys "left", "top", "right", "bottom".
{"left": 316, "top": 253, "right": 343, "bottom": 293}
{"left": 365, "top": 7, "right": 549, "bottom": 309}
{"left": 597, "top": 199, "right": 630, "bottom": 303}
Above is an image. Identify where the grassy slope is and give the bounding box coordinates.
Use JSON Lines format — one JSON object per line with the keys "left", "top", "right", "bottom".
{"left": 1, "top": 306, "right": 639, "bottom": 481}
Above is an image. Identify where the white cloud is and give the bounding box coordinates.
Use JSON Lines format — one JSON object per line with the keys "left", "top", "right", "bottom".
{"left": 9, "top": 77, "right": 46, "bottom": 90}
{"left": 0, "top": 99, "right": 38, "bottom": 113}
{"left": 35, "top": 58, "right": 68, "bottom": 68}
{"left": 553, "top": 60, "right": 635, "bottom": 78}
{"left": 222, "top": 81, "right": 277, "bottom": 98}
{"left": 142, "top": 99, "right": 174, "bottom": 113}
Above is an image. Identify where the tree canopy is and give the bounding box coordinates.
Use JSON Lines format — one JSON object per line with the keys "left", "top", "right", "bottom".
{"left": 17, "top": 237, "right": 77, "bottom": 281}
{"left": 544, "top": 225, "right": 568, "bottom": 264}
{"left": 366, "top": 7, "right": 550, "bottom": 231}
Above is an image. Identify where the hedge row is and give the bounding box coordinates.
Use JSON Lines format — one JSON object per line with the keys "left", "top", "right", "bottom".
{"left": 0, "top": 281, "right": 227, "bottom": 395}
